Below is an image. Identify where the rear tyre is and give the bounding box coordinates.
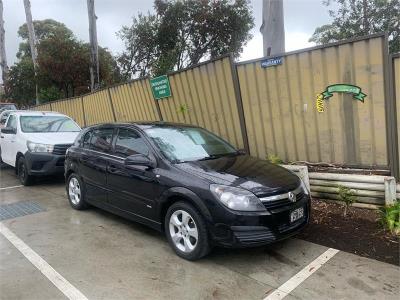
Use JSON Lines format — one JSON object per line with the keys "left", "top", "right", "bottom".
{"left": 17, "top": 157, "right": 34, "bottom": 186}
{"left": 165, "top": 201, "right": 210, "bottom": 260}
{"left": 67, "top": 173, "right": 88, "bottom": 210}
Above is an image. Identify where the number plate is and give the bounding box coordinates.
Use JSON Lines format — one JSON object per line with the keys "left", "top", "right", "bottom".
{"left": 290, "top": 207, "right": 304, "bottom": 223}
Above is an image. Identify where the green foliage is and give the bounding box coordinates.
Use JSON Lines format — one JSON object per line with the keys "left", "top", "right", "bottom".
{"left": 6, "top": 57, "right": 36, "bottom": 106}
{"left": 310, "top": 0, "right": 400, "bottom": 53}
{"left": 266, "top": 154, "right": 283, "bottom": 164}
{"left": 6, "top": 19, "right": 122, "bottom": 106}
{"left": 118, "top": 0, "right": 254, "bottom": 78}
{"left": 379, "top": 201, "right": 400, "bottom": 235}
{"left": 38, "top": 86, "right": 63, "bottom": 103}
{"left": 177, "top": 103, "right": 189, "bottom": 114}
{"left": 337, "top": 185, "right": 356, "bottom": 217}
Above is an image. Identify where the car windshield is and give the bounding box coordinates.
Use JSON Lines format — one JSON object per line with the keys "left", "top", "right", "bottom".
{"left": 0, "top": 104, "right": 16, "bottom": 112}
{"left": 144, "top": 126, "right": 238, "bottom": 162}
{"left": 20, "top": 116, "right": 81, "bottom": 133}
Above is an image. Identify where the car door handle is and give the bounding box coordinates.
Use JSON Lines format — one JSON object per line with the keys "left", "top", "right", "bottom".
{"left": 108, "top": 165, "right": 118, "bottom": 173}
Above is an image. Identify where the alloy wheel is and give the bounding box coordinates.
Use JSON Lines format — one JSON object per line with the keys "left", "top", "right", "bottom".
{"left": 69, "top": 177, "right": 81, "bottom": 205}
{"left": 169, "top": 210, "right": 198, "bottom": 253}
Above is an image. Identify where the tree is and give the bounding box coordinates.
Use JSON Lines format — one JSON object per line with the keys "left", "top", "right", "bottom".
{"left": 310, "top": 0, "right": 400, "bottom": 53}
{"left": 6, "top": 19, "right": 122, "bottom": 105}
{"left": 6, "top": 57, "right": 35, "bottom": 105}
{"left": 118, "top": 0, "right": 254, "bottom": 78}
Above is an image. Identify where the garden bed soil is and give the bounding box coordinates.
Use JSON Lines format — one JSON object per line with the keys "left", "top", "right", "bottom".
{"left": 298, "top": 198, "right": 399, "bottom": 266}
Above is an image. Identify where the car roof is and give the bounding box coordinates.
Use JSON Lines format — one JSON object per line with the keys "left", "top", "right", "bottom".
{"left": 87, "top": 121, "right": 201, "bottom": 131}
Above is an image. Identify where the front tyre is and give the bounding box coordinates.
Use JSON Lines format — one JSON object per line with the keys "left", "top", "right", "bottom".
{"left": 67, "top": 174, "right": 88, "bottom": 210}
{"left": 17, "top": 157, "right": 34, "bottom": 186}
{"left": 165, "top": 202, "right": 210, "bottom": 260}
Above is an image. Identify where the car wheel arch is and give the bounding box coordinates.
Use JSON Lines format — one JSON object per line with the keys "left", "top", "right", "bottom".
{"left": 15, "top": 152, "right": 24, "bottom": 174}
{"left": 159, "top": 187, "right": 213, "bottom": 231}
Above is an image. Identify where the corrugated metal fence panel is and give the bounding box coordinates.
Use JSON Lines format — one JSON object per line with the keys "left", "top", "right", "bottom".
{"left": 394, "top": 55, "right": 400, "bottom": 172}
{"left": 157, "top": 56, "right": 244, "bottom": 148}
{"left": 51, "top": 97, "right": 85, "bottom": 127}
{"left": 109, "top": 80, "right": 159, "bottom": 122}
{"left": 82, "top": 89, "right": 114, "bottom": 125}
{"left": 237, "top": 35, "right": 387, "bottom": 166}
{"left": 32, "top": 103, "right": 51, "bottom": 111}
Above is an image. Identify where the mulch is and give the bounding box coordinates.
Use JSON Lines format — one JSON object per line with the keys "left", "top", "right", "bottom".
{"left": 298, "top": 198, "right": 399, "bottom": 266}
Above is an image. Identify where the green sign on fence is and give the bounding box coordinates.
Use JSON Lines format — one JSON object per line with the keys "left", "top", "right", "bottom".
{"left": 321, "top": 84, "right": 367, "bottom": 102}
{"left": 150, "top": 75, "right": 172, "bottom": 100}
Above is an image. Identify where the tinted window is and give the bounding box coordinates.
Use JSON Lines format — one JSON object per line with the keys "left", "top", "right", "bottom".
{"left": 90, "top": 129, "right": 114, "bottom": 152}
{"left": 82, "top": 131, "right": 93, "bottom": 148}
{"left": 114, "top": 129, "right": 149, "bottom": 158}
{"left": 6, "top": 115, "right": 17, "bottom": 130}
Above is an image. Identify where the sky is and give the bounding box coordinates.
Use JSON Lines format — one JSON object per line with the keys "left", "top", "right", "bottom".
{"left": 2, "top": 0, "right": 335, "bottom": 66}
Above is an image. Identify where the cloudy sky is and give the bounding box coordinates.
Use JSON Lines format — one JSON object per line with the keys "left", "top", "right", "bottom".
{"left": 3, "top": 0, "right": 334, "bottom": 65}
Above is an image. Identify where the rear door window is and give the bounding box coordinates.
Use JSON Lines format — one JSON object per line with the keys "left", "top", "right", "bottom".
{"left": 90, "top": 128, "right": 114, "bottom": 153}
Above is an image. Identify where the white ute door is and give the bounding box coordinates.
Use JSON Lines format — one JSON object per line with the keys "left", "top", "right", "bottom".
{"left": 1, "top": 114, "right": 18, "bottom": 166}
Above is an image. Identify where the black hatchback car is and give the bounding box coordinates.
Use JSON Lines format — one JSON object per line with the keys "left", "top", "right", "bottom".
{"left": 65, "top": 122, "right": 310, "bottom": 260}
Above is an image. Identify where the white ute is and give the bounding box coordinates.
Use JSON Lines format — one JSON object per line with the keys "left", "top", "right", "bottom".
{"left": 0, "top": 111, "right": 81, "bottom": 185}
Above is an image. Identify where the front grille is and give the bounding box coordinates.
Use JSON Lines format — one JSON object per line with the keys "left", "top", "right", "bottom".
{"left": 52, "top": 144, "right": 72, "bottom": 155}
{"left": 234, "top": 229, "right": 276, "bottom": 245}
{"left": 263, "top": 191, "right": 305, "bottom": 209}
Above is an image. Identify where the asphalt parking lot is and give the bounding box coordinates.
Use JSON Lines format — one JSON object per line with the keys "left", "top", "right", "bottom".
{"left": 0, "top": 165, "right": 399, "bottom": 300}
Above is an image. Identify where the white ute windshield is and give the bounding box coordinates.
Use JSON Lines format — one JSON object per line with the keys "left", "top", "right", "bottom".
{"left": 20, "top": 116, "right": 80, "bottom": 133}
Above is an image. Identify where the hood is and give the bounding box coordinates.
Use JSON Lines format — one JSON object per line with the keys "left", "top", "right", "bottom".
{"left": 175, "top": 155, "right": 300, "bottom": 196}
{"left": 23, "top": 132, "right": 79, "bottom": 145}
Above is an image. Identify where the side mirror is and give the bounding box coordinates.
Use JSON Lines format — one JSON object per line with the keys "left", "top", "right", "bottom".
{"left": 124, "top": 154, "right": 156, "bottom": 169}
{"left": 237, "top": 149, "right": 246, "bottom": 155}
{"left": 1, "top": 127, "right": 16, "bottom": 134}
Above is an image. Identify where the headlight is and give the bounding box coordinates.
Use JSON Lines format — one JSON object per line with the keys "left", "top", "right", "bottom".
{"left": 210, "top": 184, "right": 266, "bottom": 212}
{"left": 300, "top": 179, "right": 310, "bottom": 195}
{"left": 27, "top": 141, "right": 54, "bottom": 153}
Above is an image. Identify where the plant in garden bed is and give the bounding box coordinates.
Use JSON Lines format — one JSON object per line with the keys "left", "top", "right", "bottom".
{"left": 337, "top": 185, "right": 356, "bottom": 217}
{"left": 379, "top": 201, "right": 400, "bottom": 235}
{"left": 266, "top": 154, "right": 283, "bottom": 164}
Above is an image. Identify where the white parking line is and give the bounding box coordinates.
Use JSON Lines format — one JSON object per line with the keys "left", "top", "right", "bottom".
{"left": 264, "top": 248, "right": 339, "bottom": 300}
{"left": 0, "top": 185, "right": 23, "bottom": 191}
{"left": 0, "top": 223, "right": 88, "bottom": 300}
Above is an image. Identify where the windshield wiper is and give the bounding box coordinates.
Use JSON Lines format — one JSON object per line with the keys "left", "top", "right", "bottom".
{"left": 197, "top": 152, "right": 238, "bottom": 161}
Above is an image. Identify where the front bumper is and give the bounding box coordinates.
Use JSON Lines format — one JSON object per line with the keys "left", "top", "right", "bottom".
{"left": 25, "top": 152, "right": 66, "bottom": 176}
{"left": 208, "top": 194, "right": 311, "bottom": 247}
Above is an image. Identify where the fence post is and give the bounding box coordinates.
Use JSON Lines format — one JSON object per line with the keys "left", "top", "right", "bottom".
{"left": 107, "top": 88, "right": 117, "bottom": 122}
{"left": 384, "top": 177, "right": 396, "bottom": 206}
{"left": 384, "top": 38, "right": 399, "bottom": 180}
{"left": 81, "top": 96, "right": 87, "bottom": 127}
{"left": 49, "top": 102, "right": 53, "bottom": 111}
{"left": 229, "top": 53, "right": 249, "bottom": 153}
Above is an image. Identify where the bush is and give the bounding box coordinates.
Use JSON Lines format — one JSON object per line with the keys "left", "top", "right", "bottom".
{"left": 266, "top": 154, "right": 283, "bottom": 164}
{"left": 337, "top": 185, "right": 356, "bottom": 217}
{"left": 379, "top": 201, "right": 400, "bottom": 235}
